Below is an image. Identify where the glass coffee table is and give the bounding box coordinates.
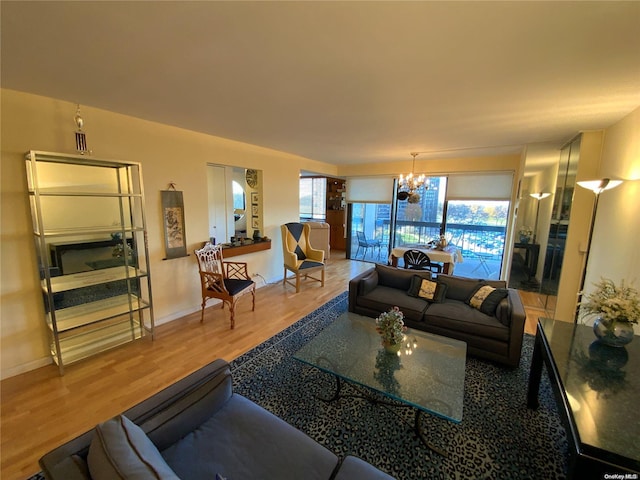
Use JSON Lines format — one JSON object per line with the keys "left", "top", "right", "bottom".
{"left": 293, "top": 311, "right": 466, "bottom": 456}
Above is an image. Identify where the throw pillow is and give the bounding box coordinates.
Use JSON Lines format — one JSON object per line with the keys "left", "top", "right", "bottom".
{"left": 408, "top": 276, "right": 447, "bottom": 303}
{"left": 88, "top": 415, "right": 180, "bottom": 480}
{"left": 467, "top": 284, "right": 509, "bottom": 316}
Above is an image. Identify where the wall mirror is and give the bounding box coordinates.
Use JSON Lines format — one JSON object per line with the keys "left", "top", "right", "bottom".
{"left": 510, "top": 136, "right": 580, "bottom": 320}
{"left": 207, "top": 165, "right": 263, "bottom": 244}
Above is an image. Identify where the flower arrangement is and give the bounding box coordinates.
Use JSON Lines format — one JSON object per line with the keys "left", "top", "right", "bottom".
{"left": 581, "top": 278, "right": 640, "bottom": 325}
{"left": 519, "top": 226, "right": 533, "bottom": 237}
{"left": 375, "top": 306, "right": 407, "bottom": 346}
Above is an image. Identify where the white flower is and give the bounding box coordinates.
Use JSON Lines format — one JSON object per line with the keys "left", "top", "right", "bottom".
{"left": 375, "top": 307, "right": 407, "bottom": 344}
{"left": 582, "top": 278, "right": 640, "bottom": 325}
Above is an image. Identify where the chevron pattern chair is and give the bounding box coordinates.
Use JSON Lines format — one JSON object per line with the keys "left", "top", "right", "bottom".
{"left": 281, "top": 222, "right": 325, "bottom": 293}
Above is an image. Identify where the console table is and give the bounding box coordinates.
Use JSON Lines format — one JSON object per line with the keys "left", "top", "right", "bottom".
{"left": 527, "top": 318, "right": 640, "bottom": 478}
{"left": 221, "top": 240, "right": 271, "bottom": 258}
{"left": 514, "top": 242, "right": 539, "bottom": 278}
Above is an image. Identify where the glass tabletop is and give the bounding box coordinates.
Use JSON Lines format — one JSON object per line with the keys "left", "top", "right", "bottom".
{"left": 293, "top": 311, "right": 467, "bottom": 422}
{"left": 539, "top": 317, "right": 640, "bottom": 463}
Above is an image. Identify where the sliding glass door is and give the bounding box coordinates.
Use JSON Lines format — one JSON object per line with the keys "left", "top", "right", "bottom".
{"left": 443, "top": 200, "right": 509, "bottom": 279}
{"left": 346, "top": 173, "right": 513, "bottom": 279}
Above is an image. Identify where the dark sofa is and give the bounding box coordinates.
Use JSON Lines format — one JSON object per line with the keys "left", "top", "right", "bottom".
{"left": 349, "top": 264, "right": 526, "bottom": 367}
{"left": 39, "top": 359, "right": 395, "bottom": 480}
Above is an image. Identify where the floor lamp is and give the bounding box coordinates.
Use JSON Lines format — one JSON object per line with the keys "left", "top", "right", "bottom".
{"left": 574, "top": 178, "right": 623, "bottom": 322}
{"left": 529, "top": 192, "right": 551, "bottom": 244}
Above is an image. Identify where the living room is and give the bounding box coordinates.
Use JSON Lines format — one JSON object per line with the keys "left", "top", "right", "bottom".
{"left": 1, "top": 2, "right": 639, "bottom": 479}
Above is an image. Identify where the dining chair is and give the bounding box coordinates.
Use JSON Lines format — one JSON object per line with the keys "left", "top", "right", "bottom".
{"left": 402, "top": 249, "right": 443, "bottom": 274}
{"left": 194, "top": 242, "right": 255, "bottom": 328}
{"left": 355, "top": 231, "right": 381, "bottom": 259}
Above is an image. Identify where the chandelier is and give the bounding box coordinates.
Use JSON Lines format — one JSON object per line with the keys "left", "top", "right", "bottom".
{"left": 397, "top": 152, "right": 427, "bottom": 203}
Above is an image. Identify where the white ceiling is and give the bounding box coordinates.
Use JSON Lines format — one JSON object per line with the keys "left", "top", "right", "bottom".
{"left": 2, "top": 1, "right": 639, "bottom": 173}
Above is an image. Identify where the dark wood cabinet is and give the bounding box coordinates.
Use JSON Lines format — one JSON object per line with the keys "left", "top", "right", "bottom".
{"left": 325, "top": 178, "right": 346, "bottom": 250}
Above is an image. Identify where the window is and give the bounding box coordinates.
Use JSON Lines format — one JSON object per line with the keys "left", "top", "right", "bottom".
{"left": 300, "top": 177, "right": 327, "bottom": 220}
{"left": 345, "top": 173, "right": 512, "bottom": 279}
{"left": 444, "top": 200, "right": 509, "bottom": 279}
{"left": 232, "top": 180, "right": 245, "bottom": 211}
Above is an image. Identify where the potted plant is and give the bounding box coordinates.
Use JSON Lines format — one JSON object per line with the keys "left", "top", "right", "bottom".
{"left": 519, "top": 226, "right": 533, "bottom": 244}
{"left": 375, "top": 306, "right": 407, "bottom": 354}
{"left": 581, "top": 278, "right": 640, "bottom": 347}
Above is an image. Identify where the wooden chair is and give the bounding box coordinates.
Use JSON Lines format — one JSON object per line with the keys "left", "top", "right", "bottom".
{"left": 194, "top": 243, "right": 255, "bottom": 328}
{"left": 281, "top": 222, "right": 325, "bottom": 293}
{"left": 403, "top": 249, "right": 443, "bottom": 274}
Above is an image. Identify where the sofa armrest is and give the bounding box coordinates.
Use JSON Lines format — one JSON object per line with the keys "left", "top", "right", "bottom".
{"left": 505, "top": 289, "right": 526, "bottom": 367}
{"left": 348, "top": 267, "right": 377, "bottom": 312}
{"left": 40, "top": 359, "right": 232, "bottom": 480}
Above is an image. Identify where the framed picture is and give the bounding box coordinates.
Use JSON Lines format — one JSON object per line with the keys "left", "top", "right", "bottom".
{"left": 161, "top": 190, "right": 187, "bottom": 259}
{"left": 252, "top": 217, "right": 260, "bottom": 229}
{"left": 251, "top": 191, "right": 259, "bottom": 205}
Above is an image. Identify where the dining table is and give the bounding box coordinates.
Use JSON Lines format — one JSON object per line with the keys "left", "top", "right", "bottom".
{"left": 390, "top": 245, "right": 462, "bottom": 274}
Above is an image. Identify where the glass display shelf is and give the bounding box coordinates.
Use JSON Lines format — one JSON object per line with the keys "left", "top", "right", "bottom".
{"left": 46, "top": 294, "right": 150, "bottom": 333}
{"left": 52, "top": 317, "right": 145, "bottom": 366}
{"left": 42, "top": 266, "right": 148, "bottom": 293}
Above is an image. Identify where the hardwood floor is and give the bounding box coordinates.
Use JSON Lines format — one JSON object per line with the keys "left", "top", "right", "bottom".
{"left": 0, "top": 254, "right": 541, "bottom": 479}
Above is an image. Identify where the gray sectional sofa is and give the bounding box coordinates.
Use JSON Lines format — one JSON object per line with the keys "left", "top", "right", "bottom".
{"left": 349, "top": 264, "right": 526, "bottom": 367}
{"left": 39, "top": 359, "right": 395, "bottom": 480}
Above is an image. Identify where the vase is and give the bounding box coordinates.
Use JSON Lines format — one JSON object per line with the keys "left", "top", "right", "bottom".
{"left": 592, "top": 316, "right": 635, "bottom": 347}
{"left": 382, "top": 341, "right": 402, "bottom": 354}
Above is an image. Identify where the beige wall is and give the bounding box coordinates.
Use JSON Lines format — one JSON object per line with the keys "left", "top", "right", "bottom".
{"left": 580, "top": 107, "right": 640, "bottom": 328}
{"left": 1, "top": 89, "right": 340, "bottom": 378}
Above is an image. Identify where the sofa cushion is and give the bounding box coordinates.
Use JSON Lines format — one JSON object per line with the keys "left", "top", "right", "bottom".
{"left": 375, "top": 264, "right": 430, "bottom": 291}
{"left": 436, "top": 274, "right": 505, "bottom": 302}
{"left": 424, "top": 300, "right": 510, "bottom": 342}
{"left": 135, "top": 361, "right": 233, "bottom": 452}
{"left": 358, "top": 285, "right": 429, "bottom": 321}
{"left": 407, "top": 276, "right": 447, "bottom": 303}
{"left": 162, "top": 394, "right": 338, "bottom": 480}
{"left": 467, "top": 284, "right": 509, "bottom": 316}
{"left": 87, "top": 415, "right": 180, "bottom": 480}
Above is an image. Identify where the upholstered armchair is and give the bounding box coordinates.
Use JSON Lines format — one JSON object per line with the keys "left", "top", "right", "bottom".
{"left": 194, "top": 243, "right": 255, "bottom": 328}
{"left": 281, "top": 222, "right": 325, "bottom": 293}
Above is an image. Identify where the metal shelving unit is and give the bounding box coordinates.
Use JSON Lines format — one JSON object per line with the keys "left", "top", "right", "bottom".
{"left": 26, "top": 151, "right": 154, "bottom": 374}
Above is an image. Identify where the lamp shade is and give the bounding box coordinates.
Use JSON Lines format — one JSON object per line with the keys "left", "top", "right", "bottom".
{"left": 577, "top": 178, "right": 623, "bottom": 194}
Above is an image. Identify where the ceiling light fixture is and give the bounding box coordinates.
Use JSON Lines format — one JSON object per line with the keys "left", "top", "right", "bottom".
{"left": 398, "top": 152, "right": 427, "bottom": 203}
